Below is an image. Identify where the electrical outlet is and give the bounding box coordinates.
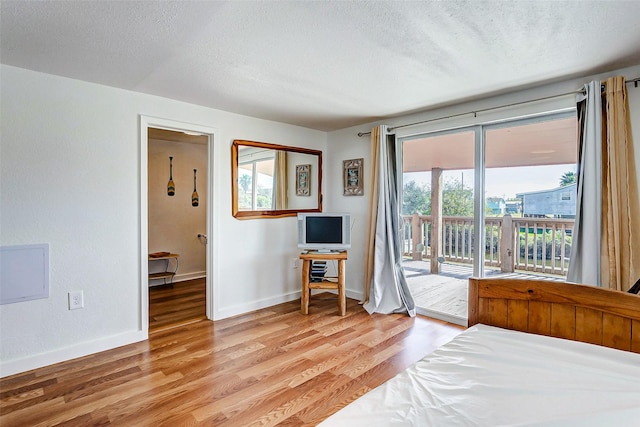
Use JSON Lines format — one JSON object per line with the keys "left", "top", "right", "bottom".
{"left": 291, "top": 257, "right": 298, "bottom": 269}
{"left": 69, "top": 291, "right": 84, "bottom": 310}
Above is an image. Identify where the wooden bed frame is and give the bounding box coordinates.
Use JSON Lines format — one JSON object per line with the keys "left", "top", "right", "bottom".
{"left": 468, "top": 278, "right": 640, "bottom": 354}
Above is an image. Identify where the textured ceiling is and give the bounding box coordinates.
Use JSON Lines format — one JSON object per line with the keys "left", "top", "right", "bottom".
{"left": 2, "top": 1, "right": 640, "bottom": 131}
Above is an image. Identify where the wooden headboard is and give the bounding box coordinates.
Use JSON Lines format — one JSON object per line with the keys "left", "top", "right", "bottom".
{"left": 468, "top": 278, "right": 640, "bottom": 354}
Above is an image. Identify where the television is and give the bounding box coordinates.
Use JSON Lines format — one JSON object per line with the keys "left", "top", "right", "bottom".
{"left": 297, "top": 212, "right": 351, "bottom": 252}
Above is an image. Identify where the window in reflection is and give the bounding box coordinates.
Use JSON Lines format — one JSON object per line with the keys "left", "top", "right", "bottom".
{"left": 238, "top": 149, "right": 275, "bottom": 210}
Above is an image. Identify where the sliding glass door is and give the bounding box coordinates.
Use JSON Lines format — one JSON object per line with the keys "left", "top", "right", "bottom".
{"left": 400, "top": 111, "right": 577, "bottom": 324}
{"left": 484, "top": 114, "right": 577, "bottom": 277}
{"left": 401, "top": 129, "right": 476, "bottom": 325}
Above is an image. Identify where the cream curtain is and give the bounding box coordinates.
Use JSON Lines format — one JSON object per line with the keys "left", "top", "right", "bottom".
{"left": 362, "top": 125, "right": 416, "bottom": 316}
{"left": 363, "top": 127, "right": 381, "bottom": 303}
{"left": 601, "top": 76, "right": 640, "bottom": 292}
{"left": 274, "top": 151, "right": 288, "bottom": 210}
{"left": 568, "top": 77, "right": 640, "bottom": 291}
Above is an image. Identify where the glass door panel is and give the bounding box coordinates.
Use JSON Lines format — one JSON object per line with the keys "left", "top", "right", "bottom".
{"left": 399, "top": 112, "right": 577, "bottom": 325}
{"left": 238, "top": 158, "right": 275, "bottom": 210}
{"left": 484, "top": 115, "right": 577, "bottom": 278}
{"left": 401, "top": 130, "right": 475, "bottom": 325}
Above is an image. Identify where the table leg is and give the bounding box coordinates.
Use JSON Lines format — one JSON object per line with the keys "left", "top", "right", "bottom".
{"left": 301, "top": 259, "right": 310, "bottom": 314}
{"left": 338, "top": 259, "right": 346, "bottom": 316}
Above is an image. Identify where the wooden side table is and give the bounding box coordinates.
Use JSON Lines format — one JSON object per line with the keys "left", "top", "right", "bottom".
{"left": 299, "top": 250, "right": 347, "bottom": 316}
{"left": 148, "top": 253, "right": 179, "bottom": 287}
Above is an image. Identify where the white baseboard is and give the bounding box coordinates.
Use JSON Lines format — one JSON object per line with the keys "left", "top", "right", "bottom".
{"left": 174, "top": 271, "right": 206, "bottom": 282}
{"left": 0, "top": 330, "right": 147, "bottom": 378}
{"left": 148, "top": 271, "right": 206, "bottom": 287}
{"left": 416, "top": 307, "right": 468, "bottom": 327}
{"left": 346, "top": 288, "right": 363, "bottom": 302}
{"left": 214, "top": 291, "right": 302, "bottom": 320}
{"left": 213, "top": 288, "right": 365, "bottom": 320}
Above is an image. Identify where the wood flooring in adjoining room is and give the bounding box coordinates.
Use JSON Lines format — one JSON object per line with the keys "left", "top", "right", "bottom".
{"left": 0, "top": 294, "right": 463, "bottom": 426}
{"left": 149, "top": 278, "right": 207, "bottom": 331}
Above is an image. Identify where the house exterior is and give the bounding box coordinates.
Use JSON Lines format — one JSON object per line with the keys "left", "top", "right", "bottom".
{"left": 505, "top": 199, "right": 522, "bottom": 214}
{"left": 486, "top": 197, "right": 506, "bottom": 215}
{"left": 517, "top": 183, "right": 577, "bottom": 218}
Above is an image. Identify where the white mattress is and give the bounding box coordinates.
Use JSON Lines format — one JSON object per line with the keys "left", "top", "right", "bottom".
{"left": 319, "top": 324, "right": 640, "bottom": 426}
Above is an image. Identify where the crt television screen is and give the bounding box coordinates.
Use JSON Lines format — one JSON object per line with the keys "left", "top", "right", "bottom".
{"left": 306, "top": 217, "right": 342, "bottom": 244}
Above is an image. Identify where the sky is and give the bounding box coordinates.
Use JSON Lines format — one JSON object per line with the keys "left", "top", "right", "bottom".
{"left": 403, "top": 163, "right": 577, "bottom": 200}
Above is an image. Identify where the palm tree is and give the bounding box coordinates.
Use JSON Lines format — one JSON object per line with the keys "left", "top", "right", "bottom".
{"left": 239, "top": 174, "right": 252, "bottom": 193}
{"left": 560, "top": 171, "right": 576, "bottom": 187}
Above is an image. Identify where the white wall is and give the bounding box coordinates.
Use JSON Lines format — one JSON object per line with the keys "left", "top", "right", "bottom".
{"left": 0, "top": 65, "right": 326, "bottom": 376}
{"left": 287, "top": 152, "right": 319, "bottom": 210}
{"left": 325, "top": 64, "right": 640, "bottom": 302}
{"left": 322, "top": 139, "right": 371, "bottom": 301}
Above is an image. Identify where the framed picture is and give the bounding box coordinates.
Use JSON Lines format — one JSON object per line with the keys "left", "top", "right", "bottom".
{"left": 296, "top": 164, "right": 311, "bottom": 196}
{"left": 343, "top": 158, "right": 364, "bottom": 196}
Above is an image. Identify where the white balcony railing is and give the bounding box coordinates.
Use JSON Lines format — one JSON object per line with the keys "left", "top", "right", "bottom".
{"left": 402, "top": 214, "right": 574, "bottom": 276}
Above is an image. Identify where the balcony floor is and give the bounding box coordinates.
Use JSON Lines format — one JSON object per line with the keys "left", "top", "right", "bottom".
{"left": 403, "top": 259, "right": 565, "bottom": 326}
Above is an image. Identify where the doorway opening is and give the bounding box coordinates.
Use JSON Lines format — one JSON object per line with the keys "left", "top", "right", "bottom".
{"left": 148, "top": 128, "right": 207, "bottom": 331}
{"left": 140, "top": 116, "right": 216, "bottom": 334}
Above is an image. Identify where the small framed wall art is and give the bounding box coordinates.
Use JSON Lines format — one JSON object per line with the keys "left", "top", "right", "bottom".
{"left": 343, "top": 158, "right": 364, "bottom": 196}
{"left": 296, "top": 164, "right": 311, "bottom": 196}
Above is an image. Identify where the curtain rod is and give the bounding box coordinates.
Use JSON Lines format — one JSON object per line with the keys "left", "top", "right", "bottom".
{"left": 357, "top": 76, "right": 640, "bottom": 137}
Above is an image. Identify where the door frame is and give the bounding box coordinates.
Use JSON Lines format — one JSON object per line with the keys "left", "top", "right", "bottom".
{"left": 139, "top": 115, "right": 217, "bottom": 333}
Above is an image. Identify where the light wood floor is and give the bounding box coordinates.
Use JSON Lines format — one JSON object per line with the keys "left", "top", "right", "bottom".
{"left": 149, "top": 278, "right": 207, "bottom": 332}
{"left": 0, "top": 294, "right": 463, "bottom": 426}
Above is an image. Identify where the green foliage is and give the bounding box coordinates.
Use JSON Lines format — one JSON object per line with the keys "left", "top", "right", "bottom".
{"left": 238, "top": 193, "right": 251, "bottom": 209}
{"left": 238, "top": 174, "right": 252, "bottom": 193}
{"left": 402, "top": 177, "right": 474, "bottom": 216}
{"left": 402, "top": 180, "right": 431, "bottom": 215}
{"left": 237, "top": 174, "right": 253, "bottom": 208}
{"left": 238, "top": 173, "right": 273, "bottom": 209}
{"left": 442, "top": 178, "right": 474, "bottom": 216}
{"left": 560, "top": 171, "right": 576, "bottom": 187}
{"left": 256, "top": 187, "right": 273, "bottom": 209}
{"left": 519, "top": 231, "right": 572, "bottom": 260}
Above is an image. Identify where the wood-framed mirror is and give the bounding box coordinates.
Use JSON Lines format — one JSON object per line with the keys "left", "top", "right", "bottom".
{"left": 232, "top": 140, "right": 323, "bottom": 219}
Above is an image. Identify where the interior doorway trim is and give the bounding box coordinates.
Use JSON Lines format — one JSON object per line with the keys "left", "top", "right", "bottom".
{"left": 139, "top": 115, "right": 217, "bottom": 334}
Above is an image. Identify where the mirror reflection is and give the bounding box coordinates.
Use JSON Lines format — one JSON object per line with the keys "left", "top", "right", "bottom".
{"left": 232, "top": 140, "right": 322, "bottom": 219}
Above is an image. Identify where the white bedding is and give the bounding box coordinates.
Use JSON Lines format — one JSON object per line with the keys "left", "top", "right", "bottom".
{"left": 319, "top": 324, "right": 640, "bottom": 426}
